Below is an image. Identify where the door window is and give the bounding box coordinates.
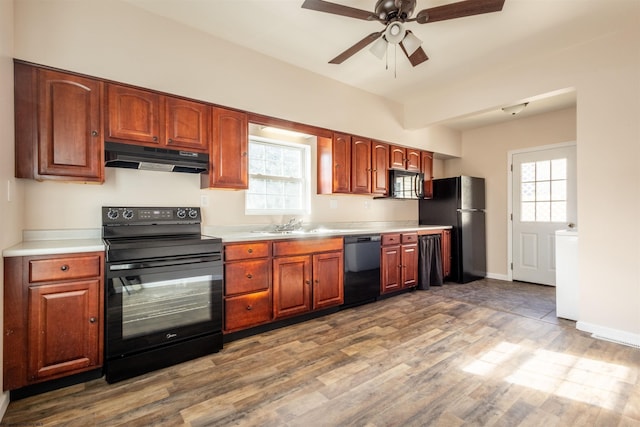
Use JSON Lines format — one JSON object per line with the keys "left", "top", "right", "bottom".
{"left": 520, "top": 159, "right": 567, "bottom": 222}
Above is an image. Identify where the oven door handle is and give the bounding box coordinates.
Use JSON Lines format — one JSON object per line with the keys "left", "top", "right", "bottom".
{"left": 109, "top": 255, "right": 221, "bottom": 271}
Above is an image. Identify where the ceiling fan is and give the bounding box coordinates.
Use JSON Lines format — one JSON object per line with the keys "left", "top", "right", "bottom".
{"left": 301, "top": 0, "right": 506, "bottom": 67}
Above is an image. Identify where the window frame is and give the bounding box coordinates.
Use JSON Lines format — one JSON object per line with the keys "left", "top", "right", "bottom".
{"left": 244, "top": 135, "right": 311, "bottom": 216}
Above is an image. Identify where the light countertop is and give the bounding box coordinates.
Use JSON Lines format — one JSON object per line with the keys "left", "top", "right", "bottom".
{"left": 3, "top": 229, "right": 105, "bottom": 257}
{"left": 205, "top": 223, "right": 452, "bottom": 243}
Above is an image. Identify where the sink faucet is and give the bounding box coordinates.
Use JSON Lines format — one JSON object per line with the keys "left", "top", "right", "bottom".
{"left": 274, "top": 218, "right": 303, "bottom": 232}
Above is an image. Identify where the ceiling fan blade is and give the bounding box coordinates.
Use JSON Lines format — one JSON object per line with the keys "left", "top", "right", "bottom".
{"left": 399, "top": 41, "right": 429, "bottom": 67}
{"left": 414, "top": 0, "right": 505, "bottom": 24}
{"left": 329, "top": 31, "right": 385, "bottom": 64}
{"left": 301, "top": 0, "right": 378, "bottom": 21}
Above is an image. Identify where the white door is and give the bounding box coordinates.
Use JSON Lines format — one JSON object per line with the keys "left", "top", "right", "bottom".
{"left": 512, "top": 145, "right": 577, "bottom": 285}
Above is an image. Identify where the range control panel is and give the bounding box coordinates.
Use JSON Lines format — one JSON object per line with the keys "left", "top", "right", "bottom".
{"left": 102, "top": 207, "right": 200, "bottom": 225}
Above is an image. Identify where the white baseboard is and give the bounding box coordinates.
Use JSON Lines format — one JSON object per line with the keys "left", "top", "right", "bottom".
{"left": 485, "top": 272, "right": 510, "bottom": 281}
{"left": 0, "top": 391, "right": 9, "bottom": 422}
{"left": 577, "top": 321, "right": 640, "bottom": 349}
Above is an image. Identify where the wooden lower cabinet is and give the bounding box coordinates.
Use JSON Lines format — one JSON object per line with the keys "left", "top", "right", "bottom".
{"left": 380, "top": 233, "right": 418, "bottom": 295}
{"left": 273, "top": 238, "right": 343, "bottom": 320}
{"left": 441, "top": 229, "right": 452, "bottom": 279}
{"left": 223, "top": 242, "right": 272, "bottom": 333}
{"left": 3, "top": 252, "right": 104, "bottom": 391}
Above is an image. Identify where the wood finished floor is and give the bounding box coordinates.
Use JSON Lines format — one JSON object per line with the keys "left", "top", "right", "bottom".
{"left": 3, "top": 279, "right": 640, "bottom": 426}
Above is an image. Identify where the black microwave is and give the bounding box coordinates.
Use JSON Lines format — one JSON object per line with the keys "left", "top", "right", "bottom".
{"left": 389, "top": 169, "right": 424, "bottom": 199}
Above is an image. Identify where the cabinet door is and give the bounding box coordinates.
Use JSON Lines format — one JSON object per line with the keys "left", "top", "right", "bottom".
{"left": 442, "top": 230, "right": 452, "bottom": 279}
{"left": 332, "top": 133, "right": 351, "bottom": 193}
{"left": 312, "top": 252, "right": 344, "bottom": 310}
{"left": 372, "top": 141, "right": 389, "bottom": 195}
{"left": 351, "top": 137, "right": 371, "bottom": 194}
{"left": 273, "top": 255, "right": 312, "bottom": 319}
{"left": 37, "top": 69, "right": 103, "bottom": 181}
{"left": 401, "top": 243, "right": 418, "bottom": 288}
{"left": 381, "top": 245, "right": 402, "bottom": 294}
{"left": 389, "top": 145, "right": 406, "bottom": 170}
{"left": 421, "top": 151, "right": 434, "bottom": 199}
{"left": 406, "top": 148, "right": 421, "bottom": 172}
{"left": 107, "top": 84, "right": 162, "bottom": 145}
{"left": 208, "top": 107, "right": 248, "bottom": 189}
{"left": 165, "top": 97, "right": 209, "bottom": 152}
{"left": 27, "top": 280, "right": 101, "bottom": 382}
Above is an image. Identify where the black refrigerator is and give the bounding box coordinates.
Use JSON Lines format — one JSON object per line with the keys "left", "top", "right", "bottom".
{"left": 419, "top": 176, "right": 486, "bottom": 283}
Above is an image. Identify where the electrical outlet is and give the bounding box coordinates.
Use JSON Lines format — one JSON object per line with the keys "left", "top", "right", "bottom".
{"left": 330, "top": 199, "right": 338, "bottom": 209}
{"left": 364, "top": 200, "right": 371, "bottom": 209}
{"left": 200, "top": 195, "right": 209, "bottom": 207}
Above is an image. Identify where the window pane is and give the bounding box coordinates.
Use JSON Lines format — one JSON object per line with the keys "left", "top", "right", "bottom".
{"left": 551, "top": 180, "right": 566, "bottom": 201}
{"left": 536, "top": 181, "right": 551, "bottom": 201}
{"left": 521, "top": 202, "right": 536, "bottom": 221}
{"left": 246, "top": 138, "right": 310, "bottom": 215}
{"left": 551, "top": 201, "right": 567, "bottom": 222}
{"left": 521, "top": 182, "right": 535, "bottom": 202}
{"left": 536, "top": 161, "right": 550, "bottom": 181}
{"left": 552, "top": 158, "right": 567, "bottom": 180}
{"left": 536, "top": 201, "right": 550, "bottom": 222}
{"left": 521, "top": 163, "right": 536, "bottom": 182}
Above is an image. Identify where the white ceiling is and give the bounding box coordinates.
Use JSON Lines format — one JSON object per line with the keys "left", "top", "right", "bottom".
{"left": 124, "top": 0, "right": 636, "bottom": 130}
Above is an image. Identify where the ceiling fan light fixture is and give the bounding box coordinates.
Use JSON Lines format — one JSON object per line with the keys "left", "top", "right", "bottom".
{"left": 369, "top": 36, "right": 388, "bottom": 60}
{"left": 385, "top": 21, "right": 405, "bottom": 44}
{"left": 402, "top": 31, "right": 422, "bottom": 56}
{"left": 502, "top": 102, "right": 529, "bottom": 115}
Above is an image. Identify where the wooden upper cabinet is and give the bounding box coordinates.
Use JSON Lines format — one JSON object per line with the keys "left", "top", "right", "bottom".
{"left": 372, "top": 141, "right": 389, "bottom": 195}
{"left": 205, "top": 107, "right": 248, "bottom": 189}
{"left": 421, "top": 150, "right": 434, "bottom": 199}
{"left": 165, "top": 97, "right": 210, "bottom": 152}
{"left": 107, "top": 84, "right": 162, "bottom": 145}
{"left": 332, "top": 133, "right": 351, "bottom": 193}
{"left": 389, "top": 144, "right": 420, "bottom": 172}
{"left": 351, "top": 137, "right": 372, "bottom": 194}
{"left": 406, "top": 148, "right": 421, "bottom": 172}
{"left": 389, "top": 145, "right": 406, "bottom": 170}
{"left": 14, "top": 63, "right": 104, "bottom": 182}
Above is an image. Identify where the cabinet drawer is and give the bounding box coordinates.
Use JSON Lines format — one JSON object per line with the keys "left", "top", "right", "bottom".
{"left": 402, "top": 233, "right": 418, "bottom": 244}
{"left": 225, "top": 290, "right": 272, "bottom": 331}
{"left": 29, "top": 254, "right": 101, "bottom": 283}
{"left": 272, "top": 237, "right": 343, "bottom": 257}
{"left": 225, "top": 242, "right": 270, "bottom": 261}
{"left": 382, "top": 234, "right": 401, "bottom": 246}
{"left": 225, "top": 259, "right": 270, "bottom": 295}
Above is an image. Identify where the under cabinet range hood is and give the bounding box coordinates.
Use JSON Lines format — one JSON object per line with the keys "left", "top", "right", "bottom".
{"left": 104, "top": 141, "right": 208, "bottom": 174}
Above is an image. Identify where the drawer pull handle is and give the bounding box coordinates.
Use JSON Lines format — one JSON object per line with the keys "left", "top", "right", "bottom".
{"left": 246, "top": 305, "right": 253, "bottom": 311}
{"left": 89, "top": 317, "right": 97, "bottom": 323}
{"left": 60, "top": 265, "right": 69, "bottom": 272}
{"left": 247, "top": 248, "right": 253, "bottom": 254}
{"left": 168, "top": 138, "right": 173, "bottom": 143}
{"left": 246, "top": 274, "right": 253, "bottom": 279}
{"left": 305, "top": 280, "right": 311, "bottom": 285}
{"left": 91, "top": 130, "right": 98, "bottom": 137}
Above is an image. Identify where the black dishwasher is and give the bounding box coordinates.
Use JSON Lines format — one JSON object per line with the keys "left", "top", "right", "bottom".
{"left": 342, "top": 234, "right": 381, "bottom": 308}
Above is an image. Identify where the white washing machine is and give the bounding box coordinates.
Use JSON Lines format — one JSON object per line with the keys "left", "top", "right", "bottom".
{"left": 555, "top": 230, "right": 579, "bottom": 320}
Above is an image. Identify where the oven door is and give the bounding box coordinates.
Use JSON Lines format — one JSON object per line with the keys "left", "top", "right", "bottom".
{"left": 105, "top": 255, "right": 222, "bottom": 358}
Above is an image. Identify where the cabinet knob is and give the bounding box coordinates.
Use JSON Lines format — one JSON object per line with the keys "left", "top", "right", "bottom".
{"left": 89, "top": 317, "right": 97, "bottom": 323}
{"left": 247, "top": 248, "right": 253, "bottom": 254}
{"left": 305, "top": 280, "right": 311, "bottom": 285}
{"left": 242, "top": 152, "right": 248, "bottom": 157}
{"left": 246, "top": 305, "right": 253, "bottom": 311}
{"left": 91, "top": 130, "right": 98, "bottom": 137}
{"left": 153, "top": 136, "right": 158, "bottom": 142}
{"left": 168, "top": 138, "right": 173, "bottom": 143}
{"left": 246, "top": 273, "right": 253, "bottom": 279}
{"left": 60, "top": 264, "right": 69, "bottom": 272}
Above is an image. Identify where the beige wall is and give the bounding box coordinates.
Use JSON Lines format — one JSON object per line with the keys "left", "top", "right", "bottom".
{"left": 445, "top": 107, "right": 577, "bottom": 278}
{"left": 405, "top": 15, "right": 640, "bottom": 340}
{"left": 0, "top": 0, "right": 20, "bottom": 415}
